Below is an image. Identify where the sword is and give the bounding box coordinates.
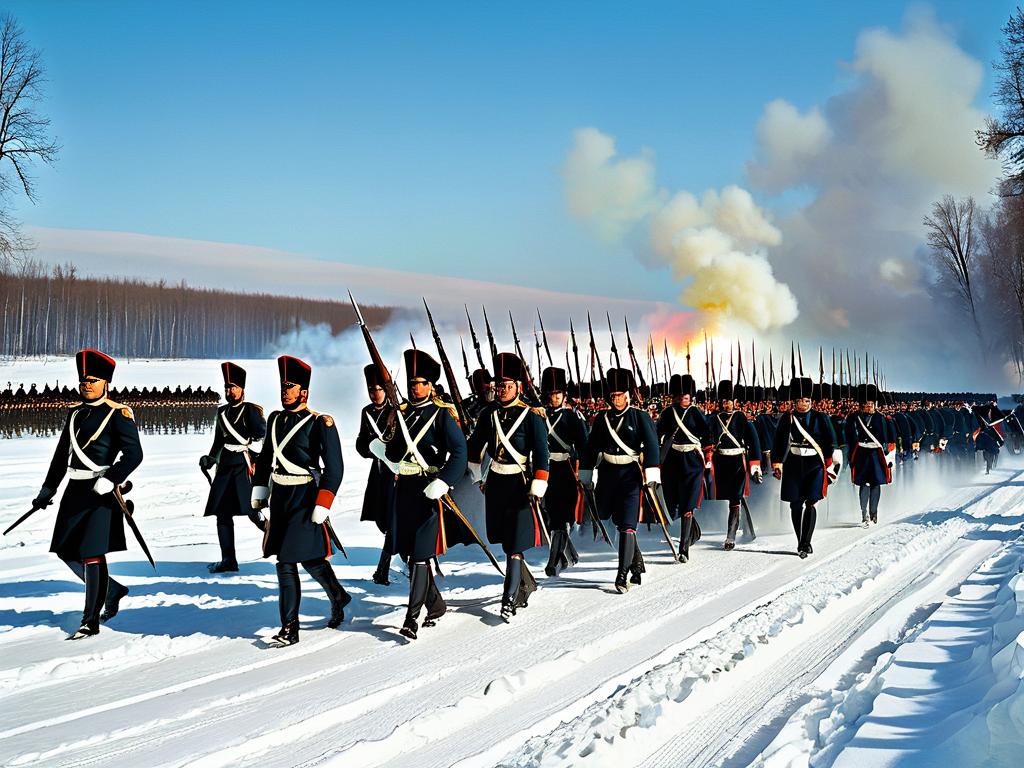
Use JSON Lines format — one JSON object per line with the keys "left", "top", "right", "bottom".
{"left": 441, "top": 493, "right": 504, "bottom": 576}
{"left": 643, "top": 481, "right": 680, "bottom": 561}
{"left": 739, "top": 497, "right": 758, "bottom": 541}
{"left": 530, "top": 496, "right": 551, "bottom": 548}
{"left": 581, "top": 483, "right": 613, "bottom": 547}
{"left": 200, "top": 465, "right": 213, "bottom": 486}
{"left": 324, "top": 518, "right": 348, "bottom": 559}
{"left": 113, "top": 484, "right": 156, "bottom": 570}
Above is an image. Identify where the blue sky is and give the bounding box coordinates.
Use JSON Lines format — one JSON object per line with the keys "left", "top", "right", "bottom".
{"left": 5, "top": 0, "right": 1018, "bottom": 303}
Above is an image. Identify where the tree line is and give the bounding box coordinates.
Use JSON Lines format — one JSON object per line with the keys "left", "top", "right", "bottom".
{"left": 0, "top": 260, "right": 391, "bottom": 359}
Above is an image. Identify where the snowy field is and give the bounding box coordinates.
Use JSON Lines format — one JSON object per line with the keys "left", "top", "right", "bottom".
{"left": 2, "top": 358, "right": 1024, "bottom": 767}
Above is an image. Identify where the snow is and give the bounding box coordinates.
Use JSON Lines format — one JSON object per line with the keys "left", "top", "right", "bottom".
{"left": 2, "top": 359, "right": 1024, "bottom": 767}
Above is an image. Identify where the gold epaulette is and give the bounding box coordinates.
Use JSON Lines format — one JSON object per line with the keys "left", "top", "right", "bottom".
{"left": 530, "top": 406, "right": 546, "bottom": 418}
{"left": 106, "top": 399, "right": 134, "bottom": 420}
{"left": 432, "top": 396, "right": 459, "bottom": 420}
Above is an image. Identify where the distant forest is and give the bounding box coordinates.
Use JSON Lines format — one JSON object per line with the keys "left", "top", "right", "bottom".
{"left": 0, "top": 260, "right": 392, "bottom": 358}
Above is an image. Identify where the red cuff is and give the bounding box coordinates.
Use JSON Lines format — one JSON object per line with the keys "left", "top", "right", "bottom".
{"left": 316, "top": 489, "right": 336, "bottom": 509}
{"left": 825, "top": 457, "right": 833, "bottom": 467}
{"left": 888, "top": 443, "right": 896, "bottom": 453}
{"left": 534, "top": 469, "right": 549, "bottom": 481}
{"left": 748, "top": 459, "right": 760, "bottom": 468}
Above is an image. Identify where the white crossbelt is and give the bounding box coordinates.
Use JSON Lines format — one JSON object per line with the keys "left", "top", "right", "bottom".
{"left": 489, "top": 461, "right": 526, "bottom": 474}
{"left": 67, "top": 408, "right": 114, "bottom": 479}
{"left": 671, "top": 443, "right": 700, "bottom": 453}
{"left": 271, "top": 472, "right": 313, "bottom": 485}
{"left": 672, "top": 406, "right": 702, "bottom": 449}
{"left": 601, "top": 412, "right": 640, "bottom": 467}
{"left": 716, "top": 447, "right": 745, "bottom": 456}
{"left": 856, "top": 415, "right": 883, "bottom": 449}
{"left": 549, "top": 451, "right": 571, "bottom": 461}
{"left": 601, "top": 452, "right": 638, "bottom": 464}
{"left": 271, "top": 412, "right": 314, "bottom": 479}
{"left": 791, "top": 446, "right": 819, "bottom": 457}
{"left": 494, "top": 407, "right": 531, "bottom": 473}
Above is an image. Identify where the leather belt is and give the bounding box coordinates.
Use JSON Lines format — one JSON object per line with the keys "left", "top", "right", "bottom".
{"left": 489, "top": 461, "right": 524, "bottom": 475}
{"left": 671, "top": 443, "right": 700, "bottom": 453}
{"left": 396, "top": 461, "right": 439, "bottom": 477}
{"left": 857, "top": 442, "right": 882, "bottom": 449}
{"left": 549, "top": 451, "right": 570, "bottom": 462}
{"left": 271, "top": 472, "right": 313, "bottom": 485}
{"left": 601, "top": 452, "right": 638, "bottom": 465}
{"left": 716, "top": 447, "right": 744, "bottom": 456}
{"left": 67, "top": 467, "right": 107, "bottom": 480}
{"left": 222, "top": 443, "right": 251, "bottom": 453}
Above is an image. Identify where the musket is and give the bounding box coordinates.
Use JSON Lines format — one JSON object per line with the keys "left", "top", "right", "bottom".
{"left": 704, "top": 330, "right": 710, "bottom": 389}
{"left": 769, "top": 349, "right": 774, "bottom": 389}
{"left": 509, "top": 311, "right": 542, "bottom": 404}
{"left": 751, "top": 340, "right": 757, "bottom": 387}
{"left": 797, "top": 342, "right": 805, "bottom": 376}
{"left": 831, "top": 347, "right": 836, "bottom": 387}
{"left": 3, "top": 496, "right": 52, "bottom": 536}
{"left": 423, "top": 298, "right": 471, "bottom": 434}
{"left": 465, "top": 305, "right": 487, "bottom": 370}
{"left": 537, "top": 310, "right": 555, "bottom": 368}
{"left": 570, "top": 319, "right": 583, "bottom": 386}
{"left": 350, "top": 291, "right": 402, "bottom": 410}
{"left": 685, "top": 340, "right": 690, "bottom": 376}
{"left": 736, "top": 340, "right": 744, "bottom": 386}
{"left": 819, "top": 346, "right": 824, "bottom": 386}
{"left": 533, "top": 325, "right": 543, "bottom": 381}
{"left": 482, "top": 306, "right": 499, "bottom": 361}
{"left": 460, "top": 337, "right": 471, "bottom": 380}
{"left": 729, "top": 342, "right": 734, "bottom": 382}
{"left": 587, "top": 312, "right": 606, "bottom": 400}
{"left": 790, "top": 341, "right": 796, "bottom": 379}
{"left": 606, "top": 312, "right": 623, "bottom": 369}
{"left": 623, "top": 317, "right": 646, "bottom": 388}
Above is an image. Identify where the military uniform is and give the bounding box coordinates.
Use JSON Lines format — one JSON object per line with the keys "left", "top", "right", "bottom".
{"left": 251, "top": 356, "right": 348, "bottom": 646}
{"left": 36, "top": 350, "right": 143, "bottom": 639}
{"left": 707, "top": 380, "right": 762, "bottom": 549}
{"left": 202, "top": 362, "right": 266, "bottom": 572}
{"left": 656, "top": 374, "right": 710, "bottom": 562}
{"left": 580, "top": 368, "right": 660, "bottom": 592}
{"left": 973, "top": 403, "right": 1004, "bottom": 473}
{"left": 467, "top": 353, "right": 549, "bottom": 620}
{"left": 354, "top": 365, "right": 398, "bottom": 585}
{"left": 539, "top": 367, "right": 588, "bottom": 577}
{"left": 845, "top": 384, "right": 896, "bottom": 525}
{"left": 771, "top": 377, "right": 837, "bottom": 557}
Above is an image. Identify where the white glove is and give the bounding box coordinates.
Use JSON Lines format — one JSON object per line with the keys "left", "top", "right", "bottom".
{"left": 423, "top": 479, "right": 449, "bottom": 500}
{"left": 705, "top": 459, "right": 713, "bottom": 470}
{"left": 578, "top": 469, "right": 595, "bottom": 490}
{"left": 831, "top": 449, "right": 844, "bottom": 470}
{"left": 750, "top": 465, "right": 762, "bottom": 480}
{"left": 467, "top": 462, "right": 482, "bottom": 483}
{"left": 885, "top": 450, "right": 896, "bottom": 467}
{"left": 369, "top": 438, "right": 388, "bottom": 461}
{"left": 939, "top": 438, "right": 948, "bottom": 451}
{"left": 251, "top": 485, "right": 270, "bottom": 509}
{"left": 645, "top": 467, "right": 661, "bottom": 487}
{"left": 311, "top": 505, "right": 330, "bottom": 524}
{"left": 529, "top": 478, "right": 548, "bottom": 498}
{"left": 94, "top": 477, "right": 116, "bottom": 495}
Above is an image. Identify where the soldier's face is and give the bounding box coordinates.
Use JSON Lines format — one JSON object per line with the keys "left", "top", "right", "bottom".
{"left": 225, "top": 384, "right": 243, "bottom": 403}
{"left": 408, "top": 378, "right": 432, "bottom": 403}
{"left": 280, "top": 383, "right": 307, "bottom": 408}
{"left": 495, "top": 380, "right": 518, "bottom": 403}
{"left": 720, "top": 399, "right": 734, "bottom": 413}
{"left": 79, "top": 377, "right": 106, "bottom": 401}
{"left": 794, "top": 397, "right": 812, "bottom": 413}
{"left": 862, "top": 401, "right": 876, "bottom": 413}
{"left": 547, "top": 391, "right": 565, "bottom": 408}
{"left": 368, "top": 385, "right": 386, "bottom": 406}
{"left": 609, "top": 391, "right": 628, "bottom": 410}
{"left": 679, "top": 394, "right": 691, "bottom": 407}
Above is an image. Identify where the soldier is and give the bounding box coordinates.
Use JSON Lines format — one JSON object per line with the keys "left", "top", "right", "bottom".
{"left": 250, "top": 356, "right": 348, "bottom": 647}
{"left": 771, "top": 377, "right": 839, "bottom": 558}
{"left": 973, "top": 401, "right": 1004, "bottom": 474}
{"left": 707, "top": 379, "right": 762, "bottom": 550}
{"left": 845, "top": 384, "right": 895, "bottom": 526}
{"left": 467, "top": 353, "right": 549, "bottom": 620}
{"left": 200, "top": 362, "right": 267, "bottom": 573}
{"left": 656, "top": 374, "right": 711, "bottom": 563}
{"left": 464, "top": 368, "right": 494, "bottom": 424}
{"left": 580, "top": 368, "right": 660, "bottom": 593}
{"left": 369, "top": 348, "right": 468, "bottom": 640}
{"left": 539, "top": 366, "right": 588, "bottom": 577}
{"left": 32, "top": 349, "right": 143, "bottom": 639}
{"left": 354, "top": 364, "right": 397, "bottom": 585}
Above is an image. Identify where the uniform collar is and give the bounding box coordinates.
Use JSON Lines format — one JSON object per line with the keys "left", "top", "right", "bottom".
{"left": 83, "top": 396, "right": 107, "bottom": 407}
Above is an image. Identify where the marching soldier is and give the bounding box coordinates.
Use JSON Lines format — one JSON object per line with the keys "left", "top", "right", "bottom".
{"left": 368, "top": 348, "right": 468, "bottom": 640}
{"left": 354, "top": 364, "right": 397, "bottom": 585}
{"left": 200, "top": 362, "right": 267, "bottom": 573}
{"left": 580, "top": 368, "right": 660, "bottom": 593}
{"left": 467, "top": 353, "right": 550, "bottom": 620}
{"left": 540, "top": 366, "right": 588, "bottom": 577}
{"left": 974, "top": 401, "right": 1004, "bottom": 474}
{"left": 845, "top": 384, "right": 896, "bottom": 526}
{"left": 656, "top": 374, "right": 711, "bottom": 563}
{"left": 251, "top": 356, "right": 349, "bottom": 646}
{"left": 464, "top": 368, "right": 494, "bottom": 424}
{"left": 34, "top": 349, "right": 143, "bottom": 639}
{"left": 771, "top": 377, "right": 839, "bottom": 558}
{"left": 707, "top": 379, "right": 762, "bottom": 550}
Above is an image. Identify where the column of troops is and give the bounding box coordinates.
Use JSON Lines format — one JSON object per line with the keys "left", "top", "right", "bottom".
{"left": 15, "top": 343, "right": 1019, "bottom": 646}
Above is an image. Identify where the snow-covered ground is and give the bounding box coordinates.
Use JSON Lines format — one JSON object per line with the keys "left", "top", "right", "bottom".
{"left": 2, "top": 359, "right": 1023, "bottom": 767}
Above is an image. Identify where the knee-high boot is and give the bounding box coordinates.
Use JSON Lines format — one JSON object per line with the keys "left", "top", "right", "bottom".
{"left": 272, "top": 562, "right": 301, "bottom": 645}
{"left": 401, "top": 562, "right": 430, "bottom": 640}
{"left": 679, "top": 512, "right": 693, "bottom": 563}
{"left": 616, "top": 531, "right": 636, "bottom": 593}
{"left": 69, "top": 558, "right": 108, "bottom": 639}
{"left": 501, "top": 556, "right": 523, "bottom": 620}
{"left": 725, "top": 504, "right": 740, "bottom": 550}
{"left": 303, "top": 558, "right": 351, "bottom": 628}
{"left": 424, "top": 561, "right": 447, "bottom": 626}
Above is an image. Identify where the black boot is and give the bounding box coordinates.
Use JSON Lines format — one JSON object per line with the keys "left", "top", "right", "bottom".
{"left": 248, "top": 510, "right": 267, "bottom": 532}
{"left": 630, "top": 541, "right": 645, "bottom": 585}
{"left": 210, "top": 517, "right": 239, "bottom": 572}
{"left": 799, "top": 503, "right": 817, "bottom": 556}
{"left": 372, "top": 549, "right": 393, "bottom": 586}
{"left": 679, "top": 514, "right": 693, "bottom": 563}
{"left": 563, "top": 528, "right": 580, "bottom": 568}
{"left": 304, "top": 558, "right": 351, "bottom": 628}
{"left": 272, "top": 562, "right": 301, "bottom": 646}
{"left": 100, "top": 580, "right": 129, "bottom": 623}
{"left": 402, "top": 563, "right": 429, "bottom": 639}
{"left": 501, "top": 556, "right": 523, "bottom": 621}
{"left": 545, "top": 530, "right": 564, "bottom": 577}
{"left": 725, "top": 505, "right": 740, "bottom": 550}
{"left": 69, "top": 559, "right": 108, "bottom": 640}
{"left": 424, "top": 562, "right": 447, "bottom": 627}
{"left": 515, "top": 560, "right": 537, "bottom": 610}
{"left": 616, "top": 531, "right": 635, "bottom": 593}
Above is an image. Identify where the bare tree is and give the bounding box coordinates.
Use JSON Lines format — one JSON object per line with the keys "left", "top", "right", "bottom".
{"left": 0, "top": 14, "right": 59, "bottom": 263}
{"left": 924, "top": 195, "right": 985, "bottom": 356}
